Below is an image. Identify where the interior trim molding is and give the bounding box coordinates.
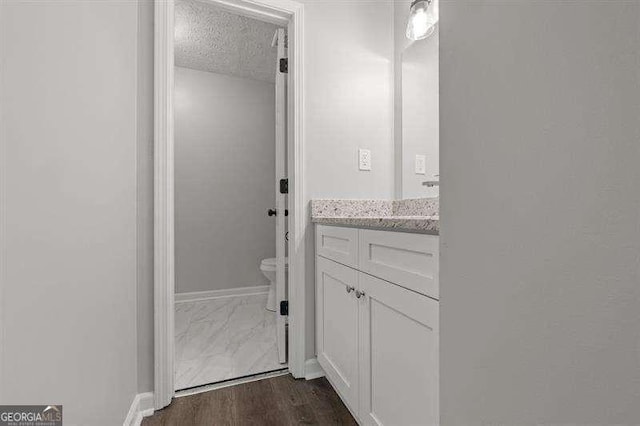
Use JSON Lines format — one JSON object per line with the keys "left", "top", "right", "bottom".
{"left": 154, "top": 0, "right": 306, "bottom": 410}
{"left": 284, "top": 0, "right": 307, "bottom": 381}
{"left": 154, "top": 0, "right": 176, "bottom": 410}
{"left": 304, "top": 358, "right": 325, "bottom": 380}
{"left": 175, "top": 285, "right": 270, "bottom": 303}
{"left": 123, "top": 392, "right": 155, "bottom": 426}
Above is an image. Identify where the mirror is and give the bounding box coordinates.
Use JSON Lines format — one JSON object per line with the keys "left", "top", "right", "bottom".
{"left": 401, "top": 30, "right": 439, "bottom": 199}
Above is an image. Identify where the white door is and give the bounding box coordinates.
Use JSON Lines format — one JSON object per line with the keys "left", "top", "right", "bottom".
{"left": 358, "top": 272, "right": 439, "bottom": 426}
{"left": 316, "top": 256, "right": 360, "bottom": 415}
{"left": 274, "top": 28, "right": 287, "bottom": 364}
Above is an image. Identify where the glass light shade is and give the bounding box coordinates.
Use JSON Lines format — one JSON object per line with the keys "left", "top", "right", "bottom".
{"left": 406, "top": 0, "right": 438, "bottom": 41}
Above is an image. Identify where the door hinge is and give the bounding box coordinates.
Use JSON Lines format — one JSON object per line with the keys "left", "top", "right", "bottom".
{"left": 279, "top": 58, "right": 288, "bottom": 73}
{"left": 280, "top": 300, "right": 289, "bottom": 316}
{"left": 279, "top": 178, "right": 289, "bottom": 194}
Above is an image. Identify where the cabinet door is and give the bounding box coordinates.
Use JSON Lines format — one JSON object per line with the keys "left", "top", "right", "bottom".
{"left": 316, "top": 256, "right": 360, "bottom": 415}
{"left": 359, "top": 273, "right": 439, "bottom": 426}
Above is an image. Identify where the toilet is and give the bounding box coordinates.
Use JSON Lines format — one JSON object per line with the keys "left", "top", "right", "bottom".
{"left": 260, "top": 257, "right": 288, "bottom": 312}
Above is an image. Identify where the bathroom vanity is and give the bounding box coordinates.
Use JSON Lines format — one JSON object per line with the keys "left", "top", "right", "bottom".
{"left": 309, "top": 16, "right": 441, "bottom": 419}
{"left": 312, "top": 199, "right": 439, "bottom": 425}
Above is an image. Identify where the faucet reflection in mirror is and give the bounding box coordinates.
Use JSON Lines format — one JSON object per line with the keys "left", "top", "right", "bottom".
{"left": 423, "top": 174, "right": 439, "bottom": 187}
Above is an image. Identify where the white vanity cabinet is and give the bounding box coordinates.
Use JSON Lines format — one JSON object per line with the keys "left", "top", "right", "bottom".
{"left": 315, "top": 224, "right": 439, "bottom": 425}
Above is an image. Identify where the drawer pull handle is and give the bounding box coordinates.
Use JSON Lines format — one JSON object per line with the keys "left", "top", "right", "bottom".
{"left": 346, "top": 286, "right": 355, "bottom": 293}
{"left": 355, "top": 290, "right": 366, "bottom": 299}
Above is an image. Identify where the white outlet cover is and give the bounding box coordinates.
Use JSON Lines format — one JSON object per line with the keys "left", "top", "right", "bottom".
{"left": 359, "top": 148, "right": 372, "bottom": 171}
{"left": 415, "top": 155, "right": 426, "bottom": 175}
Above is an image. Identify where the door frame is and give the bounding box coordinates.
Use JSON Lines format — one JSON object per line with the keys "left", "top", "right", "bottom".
{"left": 154, "top": 0, "right": 306, "bottom": 409}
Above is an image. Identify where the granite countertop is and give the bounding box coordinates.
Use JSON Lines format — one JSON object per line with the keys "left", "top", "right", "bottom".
{"left": 310, "top": 198, "right": 439, "bottom": 235}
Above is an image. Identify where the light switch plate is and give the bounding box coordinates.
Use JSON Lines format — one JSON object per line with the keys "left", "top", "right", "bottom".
{"left": 359, "top": 149, "right": 372, "bottom": 171}
{"left": 415, "top": 155, "right": 426, "bottom": 174}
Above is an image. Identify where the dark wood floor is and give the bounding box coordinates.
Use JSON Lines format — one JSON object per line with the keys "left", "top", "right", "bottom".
{"left": 142, "top": 374, "right": 357, "bottom": 426}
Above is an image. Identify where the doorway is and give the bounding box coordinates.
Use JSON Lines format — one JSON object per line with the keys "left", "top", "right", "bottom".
{"left": 172, "top": 1, "right": 288, "bottom": 391}
{"left": 154, "top": 0, "right": 305, "bottom": 409}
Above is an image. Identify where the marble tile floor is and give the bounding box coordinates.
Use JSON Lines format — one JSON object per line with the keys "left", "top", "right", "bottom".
{"left": 175, "top": 293, "right": 286, "bottom": 391}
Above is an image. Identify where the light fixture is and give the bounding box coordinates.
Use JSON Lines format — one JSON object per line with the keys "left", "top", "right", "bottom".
{"left": 406, "top": 0, "right": 438, "bottom": 41}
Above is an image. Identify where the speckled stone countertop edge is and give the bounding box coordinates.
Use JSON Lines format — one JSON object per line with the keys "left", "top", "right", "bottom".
{"left": 311, "top": 216, "right": 439, "bottom": 235}
{"left": 310, "top": 199, "right": 393, "bottom": 218}
{"left": 311, "top": 197, "right": 439, "bottom": 217}
{"left": 310, "top": 198, "right": 439, "bottom": 234}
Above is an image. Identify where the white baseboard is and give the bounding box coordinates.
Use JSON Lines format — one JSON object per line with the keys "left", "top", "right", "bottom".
{"left": 304, "top": 358, "right": 325, "bottom": 380}
{"left": 123, "top": 392, "right": 154, "bottom": 426}
{"left": 175, "top": 285, "right": 270, "bottom": 303}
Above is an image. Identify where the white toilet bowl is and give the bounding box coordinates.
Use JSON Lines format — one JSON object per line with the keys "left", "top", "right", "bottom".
{"left": 260, "top": 257, "right": 288, "bottom": 312}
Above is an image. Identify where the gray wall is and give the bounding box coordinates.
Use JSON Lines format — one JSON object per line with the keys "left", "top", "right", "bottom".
{"left": 175, "top": 67, "right": 275, "bottom": 294}
{"left": 0, "top": 1, "right": 139, "bottom": 424}
{"left": 440, "top": 1, "right": 640, "bottom": 424}
{"left": 137, "top": 0, "right": 155, "bottom": 395}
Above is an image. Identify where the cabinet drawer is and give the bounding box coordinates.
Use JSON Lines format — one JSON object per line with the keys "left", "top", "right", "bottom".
{"left": 315, "top": 225, "right": 358, "bottom": 268}
{"left": 358, "top": 229, "right": 439, "bottom": 299}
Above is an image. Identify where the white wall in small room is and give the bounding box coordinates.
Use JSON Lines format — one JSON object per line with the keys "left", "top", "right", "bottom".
{"left": 440, "top": 2, "right": 640, "bottom": 424}
{"left": 175, "top": 66, "right": 276, "bottom": 294}
{"left": 0, "top": 1, "right": 138, "bottom": 424}
{"left": 302, "top": 0, "right": 394, "bottom": 201}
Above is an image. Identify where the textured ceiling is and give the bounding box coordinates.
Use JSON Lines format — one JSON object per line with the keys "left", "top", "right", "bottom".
{"left": 175, "top": 0, "right": 280, "bottom": 83}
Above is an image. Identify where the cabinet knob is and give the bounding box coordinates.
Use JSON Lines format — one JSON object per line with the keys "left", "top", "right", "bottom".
{"left": 355, "top": 290, "right": 366, "bottom": 299}
{"left": 346, "top": 286, "right": 355, "bottom": 293}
